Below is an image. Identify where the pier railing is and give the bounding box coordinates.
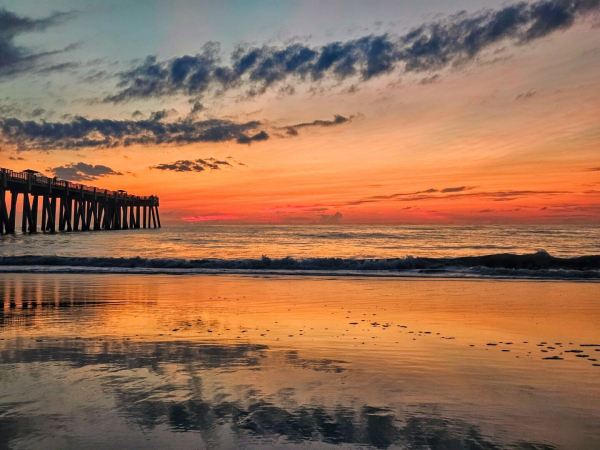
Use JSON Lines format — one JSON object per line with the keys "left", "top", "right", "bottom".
{"left": 1, "top": 168, "right": 157, "bottom": 201}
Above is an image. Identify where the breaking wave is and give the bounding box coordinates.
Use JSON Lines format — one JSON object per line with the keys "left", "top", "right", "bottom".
{"left": 0, "top": 250, "right": 599, "bottom": 279}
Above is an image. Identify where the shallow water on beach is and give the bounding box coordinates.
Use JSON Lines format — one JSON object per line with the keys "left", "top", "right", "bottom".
{"left": 1, "top": 274, "right": 599, "bottom": 449}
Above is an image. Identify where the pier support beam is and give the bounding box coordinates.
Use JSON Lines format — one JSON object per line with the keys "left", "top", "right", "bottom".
{"left": 42, "top": 195, "right": 56, "bottom": 232}
{"left": 31, "top": 196, "right": 38, "bottom": 232}
{"left": 129, "top": 204, "right": 136, "bottom": 229}
{"left": 95, "top": 202, "right": 103, "bottom": 230}
{"left": 0, "top": 189, "right": 10, "bottom": 234}
{"left": 21, "top": 194, "right": 37, "bottom": 233}
{"left": 9, "top": 191, "right": 17, "bottom": 233}
{"left": 155, "top": 206, "right": 161, "bottom": 228}
{"left": 150, "top": 204, "right": 157, "bottom": 228}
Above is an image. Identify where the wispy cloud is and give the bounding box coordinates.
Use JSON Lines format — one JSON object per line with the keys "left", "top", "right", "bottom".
{"left": 280, "top": 114, "right": 352, "bottom": 136}
{"left": 515, "top": 90, "right": 537, "bottom": 101}
{"left": 271, "top": 187, "right": 573, "bottom": 211}
{"left": 0, "top": 8, "right": 76, "bottom": 78}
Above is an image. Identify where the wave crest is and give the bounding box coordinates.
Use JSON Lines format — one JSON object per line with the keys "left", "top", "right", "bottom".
{"left": 0, "top": 251, "right": 599, "bottom": 279}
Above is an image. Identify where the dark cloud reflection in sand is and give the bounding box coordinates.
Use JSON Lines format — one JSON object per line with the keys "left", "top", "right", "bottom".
{"left": 0, "top": 338, "right": 552, "bottom": 449}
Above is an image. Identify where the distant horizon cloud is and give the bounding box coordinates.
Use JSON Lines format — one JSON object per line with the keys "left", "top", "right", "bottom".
{"left": 319, "top": 212, "right": 343, "bottom": 224}
{"left": 270, "top": 188, "right": 575, "bottom": 211}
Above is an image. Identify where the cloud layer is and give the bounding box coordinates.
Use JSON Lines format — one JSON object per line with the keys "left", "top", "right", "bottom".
{"left": 0, "top": 112, "right": 268, "bottom": 150}
{"left": 0, "top": 111, "right": 355, "bottom": 151}
{"left": 105, "top": 0, "right": 600, "bottom": 102}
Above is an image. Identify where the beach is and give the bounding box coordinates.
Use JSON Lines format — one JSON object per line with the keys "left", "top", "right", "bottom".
{"left": 1, "top": 273, "right": 599, "bottom": 449}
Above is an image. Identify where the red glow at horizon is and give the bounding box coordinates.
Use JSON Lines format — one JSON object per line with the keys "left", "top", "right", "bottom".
{"left": 182, "top": 214, "right": 243, "bottom": 222}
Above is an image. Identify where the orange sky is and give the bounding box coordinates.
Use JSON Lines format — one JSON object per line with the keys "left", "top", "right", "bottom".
{"left": 1, "top": 3, "right": 599, "bottom": 224}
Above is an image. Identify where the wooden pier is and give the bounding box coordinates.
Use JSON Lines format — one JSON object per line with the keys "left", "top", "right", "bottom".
{"left": 0, "top": 168, "right": 160, "bottom": 234}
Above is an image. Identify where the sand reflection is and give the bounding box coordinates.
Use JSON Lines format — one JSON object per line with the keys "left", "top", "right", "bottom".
{"left": 1, "top": 274, "right": 599, "bottom": 448}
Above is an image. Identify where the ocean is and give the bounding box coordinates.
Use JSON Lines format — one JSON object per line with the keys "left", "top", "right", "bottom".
{"left": 1, "top": 223, "right": 600, "bottom": 278}
{"left": 1, "top": 225, "right": 599, "bottom": 449}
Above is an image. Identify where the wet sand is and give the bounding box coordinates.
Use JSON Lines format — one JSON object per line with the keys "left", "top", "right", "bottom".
{"left": 1, "top": 274, "right": 599, "bottom": 449}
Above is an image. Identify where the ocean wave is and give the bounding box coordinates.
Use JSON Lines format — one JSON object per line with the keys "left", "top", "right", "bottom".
{"left": 0, "top": 251, "right": 599, "bottom": 279}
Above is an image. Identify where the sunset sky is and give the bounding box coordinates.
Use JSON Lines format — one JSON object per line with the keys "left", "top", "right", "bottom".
{"left": 1, "top": 0, "right": 599, "bottom": 224}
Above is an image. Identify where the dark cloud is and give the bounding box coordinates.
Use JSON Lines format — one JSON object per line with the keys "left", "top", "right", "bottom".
{"left": 0, "top": 112, "right": 268, "bottom": 150}
{"left": 235, "top": 130, "right": 269, "bottom": 144}
{"left": 48, "top": 162, "right": 122, "bottom": 181}
{"left": 0, "top": 8, "right": 75, "bottom": 78}
{"left": 151, "top": 158, "right": 234, "bottom": 173}
{"left": 282, "top": 114, "right": 351, "bottom": 136}
{"left": 586, "top": 167, "right": 600, "bottom": 171}
{"left": 441, "top": 186, "right": 473, "bottom": 193}
{"left": 105, "top": 0, "right": 600, "bottom": 102}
